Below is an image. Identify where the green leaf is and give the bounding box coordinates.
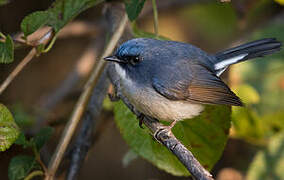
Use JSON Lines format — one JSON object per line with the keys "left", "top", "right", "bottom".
{"left": 31, "top": 126, "right": 54, "bottom": 150}
{"left": 8, "top": 155, "right": 39, "bottom": 180}
{"left": 0, "top": 104, "right": 20, "bottom": 151}
{"left": 124, "top": 0, "right": 146, "bottom": 21}
{"left": 21, "top": 11, "right": 51, "bottom": 37}
{"left": 131, "top": 22, "right": 170, "bottom": 40}
{"left": 114, "top": 101, "right": 231, "bottom": 176}
{"left": 181, "top": 3, "right": 237, "bottom": 43}
{"left": 0, "top": 34, "right": 14, "bottom": 63}
{"left": 247, "top": 133, "right": 284, "bottom": 180}
{"left": 20, "top": 0, "right": 104, "bottom": 37}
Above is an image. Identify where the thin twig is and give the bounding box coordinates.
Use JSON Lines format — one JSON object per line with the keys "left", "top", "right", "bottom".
{"left": 0, "top": 48, "right": 36, "bottom": 94}
{"left": 0, "top": 30, "right": 53, "bottom": 95}
{"left": 45, "top": 13, "right": 128, "bottom": 180}
{"left": 152, "top": 0, "right": 159, "bottom": 36}
{"left": 24, "top": 170, "right": 44, "bottom": 180}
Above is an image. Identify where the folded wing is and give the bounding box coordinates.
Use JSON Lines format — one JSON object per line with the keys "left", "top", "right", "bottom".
{"left": 152, "top": 62, "right": 242, "bottom": 106}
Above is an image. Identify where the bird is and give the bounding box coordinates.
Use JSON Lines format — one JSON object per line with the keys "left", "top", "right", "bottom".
{"left": 104, "top": 38, "right": 282, "bottom": 129}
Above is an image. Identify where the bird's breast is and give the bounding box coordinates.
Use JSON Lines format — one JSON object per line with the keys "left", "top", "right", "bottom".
{"left": 114, "top": 64, "right": 204, "bottom": 121}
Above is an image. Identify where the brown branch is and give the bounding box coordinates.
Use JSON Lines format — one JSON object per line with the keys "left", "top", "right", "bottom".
{"left": 45, "top": 13, "right": 128, "bottom": 180}
{"left": 143, "top": 118, "right": 214, "bottom": 180}
{"left": 66, "top": 67, "right": 109, "bottom": 180}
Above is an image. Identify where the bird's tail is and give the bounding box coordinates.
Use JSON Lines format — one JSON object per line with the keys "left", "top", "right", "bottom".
{"left": 213, "top": 38, "right": 282, "bottom": 76}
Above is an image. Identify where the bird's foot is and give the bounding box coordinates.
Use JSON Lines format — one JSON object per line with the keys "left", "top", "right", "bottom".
{"left": 108, "top": 92, "right": 120, "bottom": 102}
{"left": 153, "top": 120, "right": 177, "bottom": 142}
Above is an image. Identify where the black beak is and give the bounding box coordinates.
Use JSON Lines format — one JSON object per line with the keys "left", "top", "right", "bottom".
{"left": 104, "top": 56, "right": 124, "bottom": 63}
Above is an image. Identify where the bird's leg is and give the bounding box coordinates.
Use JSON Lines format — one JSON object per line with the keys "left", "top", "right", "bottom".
{"left": 137, "top": 113, "right": 145, "bottom": 128}
{"left": 169, "top": 120, "right": 177, "bottom": 129}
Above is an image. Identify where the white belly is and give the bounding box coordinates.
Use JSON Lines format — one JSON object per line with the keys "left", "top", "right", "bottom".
{"left": 115, "top": 64, "right": 204, "bottom": 122}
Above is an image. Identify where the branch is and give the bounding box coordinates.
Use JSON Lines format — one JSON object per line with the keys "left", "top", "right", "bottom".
{"left": 66, "top": 67, "right": 109, "bottom": 180}
{"left": 45, "top": 12, "right": 128, "bottom": 180}
{"left": 143, "top": 118, "right": 214, "bottom": 180}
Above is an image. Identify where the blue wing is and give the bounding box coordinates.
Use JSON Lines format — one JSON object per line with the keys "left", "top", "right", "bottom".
{"left": 152, "top": 62, "right": 242, "bottom": 106}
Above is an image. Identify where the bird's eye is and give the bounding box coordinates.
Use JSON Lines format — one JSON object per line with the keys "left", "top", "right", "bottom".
{"left": 128, "top": 56, "right": 141, "bottom": 65}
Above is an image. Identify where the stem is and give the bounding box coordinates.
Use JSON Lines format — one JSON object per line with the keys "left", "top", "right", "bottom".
{"left": 42, "top": 35, "right": 57, "bottom": 53}
{"left": 24, "top": 170, "right": 44, "bottom": 180}
{"left": 45, "top": 13, "right": 128, "bottom": 180}
{"left": 0, "top": 48, "right": 37, "bottom": 95}
{"left": 33, "top": 146, "right": 48, "bottom": 174}
{"left": 152, "top": 0, "right": 159, "bottom": 36}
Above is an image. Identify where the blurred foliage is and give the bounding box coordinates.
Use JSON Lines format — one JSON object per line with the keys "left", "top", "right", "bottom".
{"left": 246, "top": 0, "right": 276, "bottom": 27}
{"left": 8, "top": 155, "right": 40, "bottom": 180}
{"left": 180, "top": 2, "right": 238, "bottom": 45}
{"left": 246, "top": 133, "right": 284, "bottom": 180}
{"left": 114, "top": 101, "right": 231, "bottom": 176}
{"left": 0, "top": 0, "right": 9, "bottom": 6}
{"left": 131, "top": 22, "right": 170, "bottom": 40}
{"left": 275, "top": 0, "right": 284, "bottom": 5}
{"left": 0, "top": 104, "right": 20, "bottom": 151}
{"left": 233, "top": 84, "right": 260, "bottom": 105}
{"left": 11, "top": 104, "right": 35, "bottom": 129}
{"left": 240, "top": 23, "right": 284, "bottom": 114}
{"left": 0, "top": 34, "right": 14, "bottom": 64}
{"left": 124, "top": 0, "right": 146, "bottom": 21}
{"left": 231, "top": 84, "right": 264, "bottom": 144}
{"left": 230, "top": 22, "right": 284, "bottom": 145}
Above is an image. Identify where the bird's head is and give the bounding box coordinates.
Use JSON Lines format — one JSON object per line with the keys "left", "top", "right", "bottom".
{"left": 104, "top": 38, "right": 155, "bottom": 66}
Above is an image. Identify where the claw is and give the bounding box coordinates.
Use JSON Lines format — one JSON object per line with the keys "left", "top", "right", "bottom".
{"left": 153, "top": 120, "right": 177, "bottom": 142}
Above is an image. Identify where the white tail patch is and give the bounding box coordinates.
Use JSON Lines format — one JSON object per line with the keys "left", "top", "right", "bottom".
{"left": 214, "top": 54, "right": 248, "bottom": 70}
